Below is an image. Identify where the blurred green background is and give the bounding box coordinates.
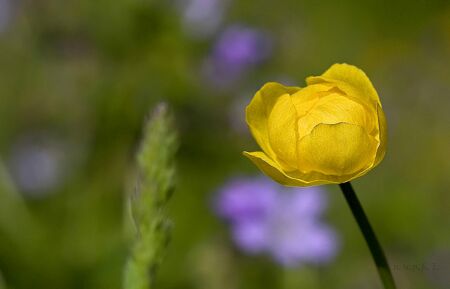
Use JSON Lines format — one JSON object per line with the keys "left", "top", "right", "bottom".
{"left": 0, "top": 0, "right": 450, "bottom": 288}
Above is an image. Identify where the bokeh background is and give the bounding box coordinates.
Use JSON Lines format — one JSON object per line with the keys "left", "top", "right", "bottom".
{"left": 1, "top": 0, "right": 450, "bottom": 288}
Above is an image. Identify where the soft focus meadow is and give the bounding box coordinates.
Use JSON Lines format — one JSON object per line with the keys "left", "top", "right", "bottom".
{"left": 1, "top": 1, "right": 450, "bottom": 289}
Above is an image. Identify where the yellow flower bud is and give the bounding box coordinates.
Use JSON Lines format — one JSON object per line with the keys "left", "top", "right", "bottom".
{"left": 243, "top": 63, "right": 387, "bottom": 186}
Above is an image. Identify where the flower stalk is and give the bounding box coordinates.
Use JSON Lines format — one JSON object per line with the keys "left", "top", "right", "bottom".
{"left": 123, "top": 103, "right": 178, "bottom": 289}
{"left": 339, "top": 182, "right": 396, "bottom": 289}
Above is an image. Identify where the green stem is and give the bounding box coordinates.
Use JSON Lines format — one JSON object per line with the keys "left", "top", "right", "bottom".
{"left": 339, "top": 182, "right": 396, "bottom": 289}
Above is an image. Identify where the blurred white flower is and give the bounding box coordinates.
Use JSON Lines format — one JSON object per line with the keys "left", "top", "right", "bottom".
{"left": 177, "top": 0, "right": 228, "bottom": 38}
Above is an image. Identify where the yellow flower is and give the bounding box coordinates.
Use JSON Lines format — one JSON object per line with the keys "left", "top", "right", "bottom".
{"left": 243, "top": 63, "right": 387, "bottom": 186}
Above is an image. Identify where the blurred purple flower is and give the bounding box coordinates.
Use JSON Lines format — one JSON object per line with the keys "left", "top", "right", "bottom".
{"left": 203, "top": 25, "right": 272, "bottom": 87}
{"left": 0, "top": 0, "right": 11, "bottom": 33}
{"left": 8, "top": 133, "right": 68, "bottom": 198}
{"left": 215, "top": 176, "right": 340, "bottom": 267}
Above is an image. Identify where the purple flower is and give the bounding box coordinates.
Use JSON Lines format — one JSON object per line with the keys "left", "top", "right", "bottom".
{"left": 203, "top": 25, "right": 272, "bottom": 87}
{"left": 214, "top": 176, "right": 340, "bottom": 267}
{"left": 0, "top": 0, "right": 11, "bottom": 33}
{"left": 8, "top": 133, "right": 68, "bottom": 198}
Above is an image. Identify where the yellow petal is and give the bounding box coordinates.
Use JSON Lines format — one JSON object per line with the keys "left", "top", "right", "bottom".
{"left": 267, "top": 94, "right": 298, "bottom": 171}
{"left": 298, "top": 122, "right": 378, "bottom": 176}
{"left": 289, "top": 83, "right": 334, "bottom": 117}
{"left": 243, "top": 151, "right": 373, "bottom": 185}
{"left": 243, "top": 151, "right": 313, "bottom": 186}
{"left": 296, "top": 92, "right": 373, "bottom": 139}
{"left": 246, "top": 82, "right": 301, "bottom": 160}
{"left": 306, "top": 63, "right": 381, "bottom": 108}
{"left": 373, "top": 104, "right": 387, "bottom": 167}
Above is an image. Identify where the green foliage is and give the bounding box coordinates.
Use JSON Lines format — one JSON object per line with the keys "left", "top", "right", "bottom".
{"left": 0, "top": 272, "right": 5, "bottom": 289}
{"left": 0, "top": 0, "right": 449, "bottom": 288}
{"left": 123, "top": 103, "right": 178, "bottom": 289}
{"left": 0, "top": 161, "right": 44, "bottom": 280}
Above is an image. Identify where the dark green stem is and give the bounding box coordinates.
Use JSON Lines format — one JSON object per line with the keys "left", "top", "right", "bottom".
{"left": 339, "top": 182, "right": 396, "bottom": 289}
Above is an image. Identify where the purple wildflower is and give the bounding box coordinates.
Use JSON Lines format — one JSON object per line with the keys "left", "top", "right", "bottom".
{"left": 0, "top": 0, "right": 11, "bottom": 33}
{"left": 203, "top": 25, "right": 272, "bottom": 86}
{"left": 214, "top": 176, "right": 340, "bottom": 267}
{"left": 8, "top": 133, "right": 68, "bottom": 198}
